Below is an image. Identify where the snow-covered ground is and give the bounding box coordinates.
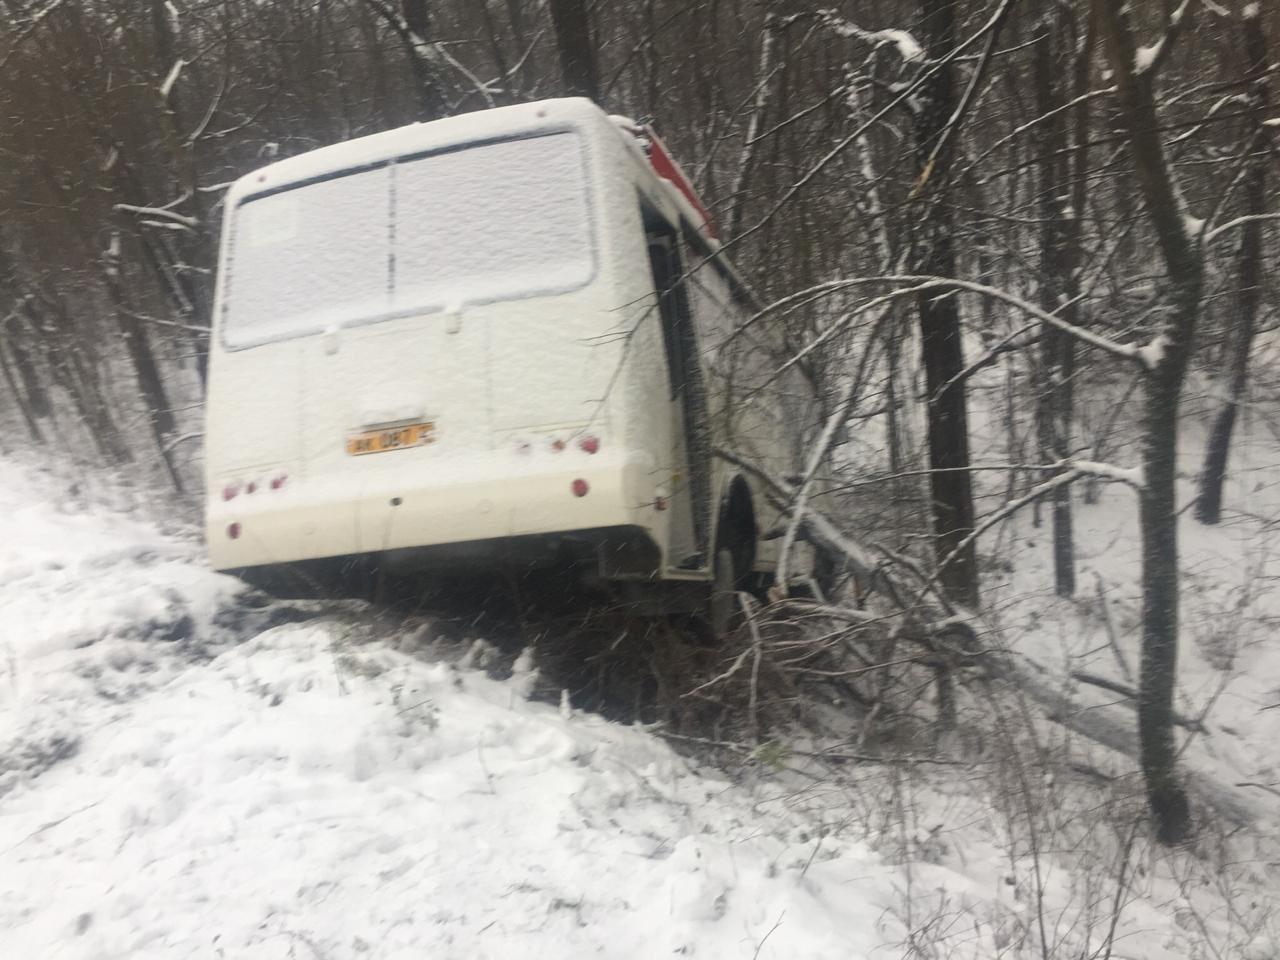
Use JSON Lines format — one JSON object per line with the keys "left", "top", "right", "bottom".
{"left": 2, "top": 426, "right": 1279, "bottom": 958}
{"left": 0, "top": 457, "right": 906, "bottom": 958}
{"left": 987, "top": 401, "right": 1280, "bottom": 817}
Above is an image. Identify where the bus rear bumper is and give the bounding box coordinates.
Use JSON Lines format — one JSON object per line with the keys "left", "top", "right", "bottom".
{"left": 207, "top": 459, "right": 664, "bottom": 576}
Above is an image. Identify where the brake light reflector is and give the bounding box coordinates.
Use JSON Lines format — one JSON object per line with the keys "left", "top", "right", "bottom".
{"left": 222, "top": 484, "right": 239, "bottom": 502}
{"left": 246, "top": 481, "right": 258, "bottom": 495}
{"left": 571, "top": 479, "right": 589, "bottom": 498}
{"left": 579, "top": 435, "right": 600, "bottom": 454}
{"left": 227, "top": 522, "right": 241, "bottom": 540}
{"left": 270, "top": 474, "right": 287, "bottom": 490}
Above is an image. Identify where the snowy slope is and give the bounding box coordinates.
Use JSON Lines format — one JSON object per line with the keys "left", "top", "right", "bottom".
{"left": 987, "top": 412, "right": 1280, "bottom": 818}
{"left": 3, "top": 447, "right": 1279, "bottom": 959}
{"left": 0, "top": 458, "right": 904, "bottom": 959}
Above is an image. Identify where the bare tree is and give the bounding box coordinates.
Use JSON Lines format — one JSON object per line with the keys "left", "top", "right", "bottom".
{"left": 1032, "top": 5, "right": 1078, "bottom": 598}
{"left": 364, "top": 0, "right": 450, "bottom": 119}
{"left": 1093, "top": 0, "right": 1200, "bottom": 844}
{"left": 0, "top": 315, "right": 45, "bottom": 444}
{"left": 911, "top": 0, "right": 1016, "bottom": 608}
{"left": 1196, "top": 7, "right": 1271, "bottom": 526}
{"left": 549, "top": 0, "right": 599, "bottom": 102}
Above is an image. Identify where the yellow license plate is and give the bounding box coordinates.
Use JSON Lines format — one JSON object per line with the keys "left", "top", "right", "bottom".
{"left": 346, "top": 421, "right": 436, "bottom": 456}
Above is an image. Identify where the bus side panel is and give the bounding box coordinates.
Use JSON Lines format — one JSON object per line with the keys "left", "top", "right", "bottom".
{"left": 592, "top": 136, "right": 688, "bottom": 574}
{"left": 684, "top": 249, "right": 811, "bottom": 576}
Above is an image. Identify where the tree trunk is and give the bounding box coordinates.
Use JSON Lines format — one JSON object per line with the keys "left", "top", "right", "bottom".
{"left": 27, "top": 289, "right": 134, "bottom": 466}
{"left": 1033, "top": 12, "right": 1076, "bottom": 597}
{"left": 0, "top": 333, "right": 44, "bottom": 444}
{"left": 1196, "top": 11, "right": 1269, "bottom": 526}
{"left": 1094, "top": 0, "right": 1201, "bottom": 845}
{"left": 1058, "top": 2, "right": 1093, "bottom": 558}
{"left": 2, "top": 311, "right": 51, "bottom": 418}
{"left": 386, "top": 0, "right": 449, "bottom": 120}
{"left": 47, "top": 337, "right": 133, "bottom": 466}
{"left": 725, "top": 452, "right": 1272, "bottom": 830}
{"left": 913, "top": 0, "right": 979, "bottom": 608}
{"left": 549, "top": 0, "right": 599, "bottom": 102}
{"left": 101, "top": 251, "right": 185, "bottom": 491}
{"left": 725, "top": 17, "right": 777, "bottom": 239}
{"left": 503, "top": 0, "right": 541, "bottom": 91}
{"left": 1138, "top": 371, "right": 1192, "bottom": 843}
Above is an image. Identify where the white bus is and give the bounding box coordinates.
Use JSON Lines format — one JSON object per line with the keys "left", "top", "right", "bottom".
{"left": 205, "top": 98, "right": 809, "bottom": 619}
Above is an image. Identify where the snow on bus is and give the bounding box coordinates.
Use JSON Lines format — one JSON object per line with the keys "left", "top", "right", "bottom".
{"left": 205, "top": 97, "right": 809, "bottom": 619}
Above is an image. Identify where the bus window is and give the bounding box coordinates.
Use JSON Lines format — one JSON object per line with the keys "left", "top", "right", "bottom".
{"left": 221, "top": 132, "right": 594, "bottom": 349}
{"left": 224, "top": 166, "right": 392, "bottom": 347}
{"left": 646, "top": 232, "right": 687, "bottom": 399}
{"left": 393, "top": 133, "right": 594, "bottom": 315}
{"left": 645, "top": 212, "right": 712, "bottom": 562}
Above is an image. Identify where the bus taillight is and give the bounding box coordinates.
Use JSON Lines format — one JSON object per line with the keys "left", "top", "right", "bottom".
{"left": 578, "top": 435, "right": 599, "bottom": 454}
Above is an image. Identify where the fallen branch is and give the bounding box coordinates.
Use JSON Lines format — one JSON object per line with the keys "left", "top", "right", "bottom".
{"left": 715, "top": 447, "right": 1274, "bottom": 828}
{"left": 1094, "top": 574, "right": 1134, "bottom": 683}
{"left": 113, "top": 203, "right": 200, "bottom": 229}
{"left": 1070, "top": 670, "right": 1207, "bottom": 733}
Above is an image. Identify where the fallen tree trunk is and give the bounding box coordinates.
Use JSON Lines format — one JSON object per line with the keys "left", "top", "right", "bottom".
{"left": 718, "top": 448, "right": 1274, "bottom": 830}
{"left": 1070, "top": 670, "right": 1205, "bottom": 734}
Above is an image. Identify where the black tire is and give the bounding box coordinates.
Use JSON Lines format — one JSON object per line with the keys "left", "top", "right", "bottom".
{"left": 718, "top": 479, "right": 756, "bottom": 590}
{"left": 708, "top": 547, "right": 737, "bottom": 640}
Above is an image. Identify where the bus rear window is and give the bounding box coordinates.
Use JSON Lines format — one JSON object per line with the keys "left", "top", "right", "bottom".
{"left": 221, "top": 132, "right": 594, "bottom": 348}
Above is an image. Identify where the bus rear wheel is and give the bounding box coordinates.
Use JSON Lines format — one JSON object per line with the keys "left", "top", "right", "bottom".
{"left": 708, "top": 547, "right": 738, "bottom": 639}
{"left": 704, "top": 480, "right": 756, "bottom": 640}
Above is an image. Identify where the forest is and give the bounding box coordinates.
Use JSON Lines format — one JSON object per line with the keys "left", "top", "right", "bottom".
{"left": 2, "top": 0, "right": 1279, "bottom": 880}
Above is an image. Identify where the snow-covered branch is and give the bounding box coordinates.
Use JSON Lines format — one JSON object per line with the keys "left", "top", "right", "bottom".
{"left": 362, "top": 0, "right": 496, "bottom": 109}
{"left": 773, "top": 305, "right": 895, "bottom": 593}
{"left": 724, "top": 21, "right": 778, "bottom": 239}
{"left": 914, "top": 0, "right": 1019, "bottom": 196}
{"left": 720, "top": 0, "right": 1025, "bottom": 256}
{"left": 1134, "top": 0, "right": 1193, "bottom": 77}
{"left": 738, "top": 275, "right": 1161, "bottom": 375}
{"left": 931, "top": 459, "right": 1141, "bottom": 590}
{"left": 113, "top": 204, "right": 200, "bottom": 230}
{"left": 1205, "top": 212, "right": 1280, "bottom": 243}
{"left": 1071, "top": 460, "right": 1145, "bottom": 488}
{"left": 716, "top": 450, "right": 1270, "bottom": 830}
{"left": 159, "top": 58, "right": 185, "bottom": 100}
{"left": 819, "top": 10, "right": 923, "bottom": 63}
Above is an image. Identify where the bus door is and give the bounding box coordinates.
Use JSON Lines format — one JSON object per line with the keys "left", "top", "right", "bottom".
{"left": 645, "top": 218, "right": 713, "bottom": 570}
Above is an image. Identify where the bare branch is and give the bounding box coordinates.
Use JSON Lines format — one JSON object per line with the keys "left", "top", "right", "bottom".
{"left": 1133, "top": 0, "right": 1193, "bottom": 77}
{"left": 1205, "top": 212, "right": 1280, "bottom": 243}
{"left": 113, "top": 204, "right": 200, "bottom": 230}
{"left": 0, "top": 0, "right": 68, "bottom": 74}
{"left": 738, "top": 275, "right": 1154, "bottom": 373}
